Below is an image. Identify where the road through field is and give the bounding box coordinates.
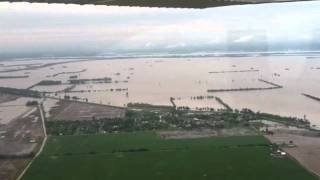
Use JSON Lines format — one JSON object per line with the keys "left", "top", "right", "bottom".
{"left": 16, "top": 102, "right": 47, "bottom": 180}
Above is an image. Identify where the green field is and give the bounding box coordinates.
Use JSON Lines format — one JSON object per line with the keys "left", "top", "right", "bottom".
{"left": 22, "top": 132, "right": 316, "bottom": 180}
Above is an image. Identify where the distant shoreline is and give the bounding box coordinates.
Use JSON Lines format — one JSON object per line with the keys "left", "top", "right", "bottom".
{"left": 1, "top": 51, "right": 320, "bottom": 62}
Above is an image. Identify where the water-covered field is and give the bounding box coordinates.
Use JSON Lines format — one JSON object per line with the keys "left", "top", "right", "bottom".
{"left": 0, "top": 56, "right": 319, "bottom": 126}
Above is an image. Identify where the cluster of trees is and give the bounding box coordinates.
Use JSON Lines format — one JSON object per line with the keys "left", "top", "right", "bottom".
{"left": 26, "top": 100, "right": 38, "bottom": 106}
{"left": 0, "top": 87, "right": 41, "bottom": 97}
{"left": 63, "top": 95, "right": 88, "bottom": 102}
{"left": 191, "top": 95, "right": 215, "bottom": 100}
{"left": 46, "top": 107, "right": 312, "bottom": 136}
{"left": 68, "top": 77, "right": 112, "bottom": 84}
{"left": 127, "top": 102, "right": 172, "bottom": 109}
{"left": 36, "top": 80, "right": 62, "bottom": 86}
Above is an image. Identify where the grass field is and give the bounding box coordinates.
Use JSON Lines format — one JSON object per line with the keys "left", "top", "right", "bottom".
{"left": 22, "top": 132, "right": 317, "bottom": 180}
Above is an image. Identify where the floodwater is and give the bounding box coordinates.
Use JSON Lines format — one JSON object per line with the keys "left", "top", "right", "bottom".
{"left": 0, "top": 97, "right": 36, "bottom": 125}
{"left": 0, "top": 56, "right": 319, "bottom": 126}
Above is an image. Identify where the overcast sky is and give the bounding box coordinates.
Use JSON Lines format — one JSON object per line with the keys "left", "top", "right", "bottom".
{"left": 0, "top": 1, "right": 320, "bottom": 58}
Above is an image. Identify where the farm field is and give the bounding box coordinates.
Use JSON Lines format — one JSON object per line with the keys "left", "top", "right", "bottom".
{"left": 49, "top": 100, "right": 125, "bottom": 121}
{"left": 22, "top": 132, "right": 317, "bottom": 180}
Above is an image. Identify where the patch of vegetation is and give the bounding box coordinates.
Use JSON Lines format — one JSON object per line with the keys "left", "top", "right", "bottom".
{"left": 0, "top": 86, "right": 41, "bottom": 98}
{"left": 127, "top": 102, "right": 173, "bottom": 110}
{"left": 0, "top": 75, "right": 29, "bottom": 79}
{"left": 68, "top": 77, "right": 112, "bottom": 84}
{"left": 46, "top": 108, "right": 311, "bottom": 135}
{"left": 22, "top": 133, "right": 316, "bottom": 180}
{"left": 26, "top": 100, "right": 38, "bottom": 106}
{"left": 36, "top": 80, "right": 62, "bottom": 86}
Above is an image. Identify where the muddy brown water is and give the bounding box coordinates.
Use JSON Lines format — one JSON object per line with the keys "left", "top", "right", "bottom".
{"left": 0, "top": 56, "right": 319, "bottom": 126}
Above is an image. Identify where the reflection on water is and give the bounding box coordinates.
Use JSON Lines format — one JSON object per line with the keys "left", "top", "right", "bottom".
{"left": 0, "top": 56, "right": 319, "bottom": 126}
